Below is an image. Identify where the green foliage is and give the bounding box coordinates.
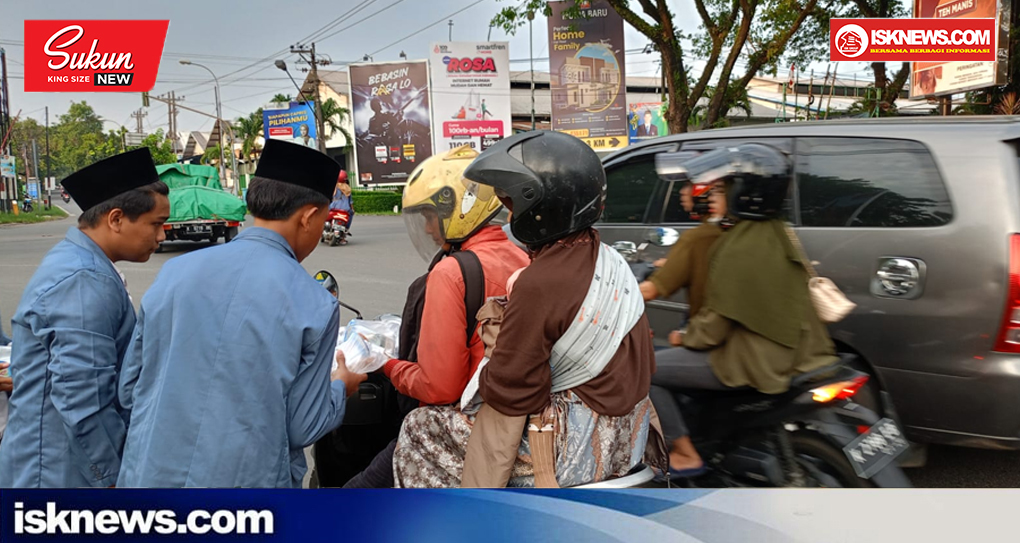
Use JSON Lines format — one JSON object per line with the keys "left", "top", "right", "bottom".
{"left": 131, "top": 129, "right": 177, "bottom": 165}
{"left": 0, "top": 205, "right": 68, "bottom": 224}
{"left": 351, "top": 190, "right": 402, "bottom": 213}
{"left": 234, "top": 110, "right": 263, "bottom": 159}
{"left": 320, "top": 98, "right": 352, "bottom": 148}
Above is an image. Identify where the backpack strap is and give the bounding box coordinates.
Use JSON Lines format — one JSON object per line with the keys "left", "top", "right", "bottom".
{"left": 452, "top": 250, "right": 485, "bottom": 348}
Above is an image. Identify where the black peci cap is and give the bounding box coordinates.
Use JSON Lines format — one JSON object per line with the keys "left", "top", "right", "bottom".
{"left": 60, "top": 148, "right": 160, "bottom": 212}
{"left": 254, "top": 139, "right": 341, "bottom": 200}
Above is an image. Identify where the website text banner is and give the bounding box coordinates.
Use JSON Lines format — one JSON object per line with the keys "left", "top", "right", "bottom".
{"left": 830, "top": 18, "right": 997, "bottom": 62}
{"left": 429, "top": 42, "right": 512, "bottom": 154}
{"left": 5, "top": 489, "right": 1020, "bottom": 542}
{"left": 910, "top": 0, "right": 1008, "bottom": 98}
{"left": 24, "top": 20, "right": 169, "bottom": 92}
{"left": 350, "top": 61, "right": 433, "bottom": 185}
{"left": 547, "top": 0, "right": 629, "bottom": 152}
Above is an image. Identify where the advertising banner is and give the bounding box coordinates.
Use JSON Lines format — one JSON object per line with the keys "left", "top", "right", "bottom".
{"left": 262, "top": 102, "right": 319, "bottom": 149}
{"left": 23, "top": 20, "right": 169, "bottom": 92}
{"left": 27, "top": 180, "right": 39, "bottom": 199}
{"left": 910, "top": 0, "right": 1009, "bottom": 98}
{"left": 429, "top": 42, "right": 512, "bottom": 154}
{"left": 350, "top": 61, "right": 432, "bottom": 185}
{"left": 628, "top": 102, "right": 667, "bottom": 143}
{"left": 547, "top": 0, "right": 628, "bottom": 152}
{"left": 0, "top": 156, "right": 15, "bottom": 177}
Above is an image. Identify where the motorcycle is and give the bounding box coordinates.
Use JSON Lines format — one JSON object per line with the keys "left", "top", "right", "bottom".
{"left": 61, "top": 191, "right": 70, "bottom": 203}
{"left": 620, "top": 228, "right": 912, "bottom": 488}
{"left": 21, "top": 198, "right": 33, "bottom": 213}
{"left": 321, "top": 209, "right": 350, "bottom": 247}
{"left": 307, "top": 270, "right": 657, "bottom": 489}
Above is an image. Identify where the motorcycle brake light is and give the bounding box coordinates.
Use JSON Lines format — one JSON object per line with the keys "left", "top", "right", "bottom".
{"left": 810, "top": 376, "right": 869, "bottom": 403}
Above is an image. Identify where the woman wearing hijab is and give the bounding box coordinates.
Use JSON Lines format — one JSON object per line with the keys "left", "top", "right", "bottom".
{"left": 651, "top": 143, "right": 838, "bottom": 478}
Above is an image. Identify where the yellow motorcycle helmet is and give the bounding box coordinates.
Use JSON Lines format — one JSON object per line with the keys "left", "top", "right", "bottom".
{"left": 402, "top": 145, "right": 505, "bottom": 262}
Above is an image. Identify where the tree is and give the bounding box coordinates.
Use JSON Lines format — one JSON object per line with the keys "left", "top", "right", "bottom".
{"left": 494, "top": 0, "right": 823, "bottom": 132}
{"left": 201, "top": 144, "right": 224, "bottom": 167}
{"left": 234, "top": 110, "right": 264, "bottom": 160}
{"left": 319, "top": 98, "right": 353, "bottom": 148}
{"left": 271, "top": 94, "right": 293, "bottom": 103}
{"left": 131, "top": 129, "right": 177, "bottom": 165}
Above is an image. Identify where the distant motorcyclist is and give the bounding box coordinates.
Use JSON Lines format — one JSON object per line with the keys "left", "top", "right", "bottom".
{"left": 649, "top": 144, "right": 838, "bottom": 479}
{"left": 329, "top": 170, "right": 354, "bottom": 240}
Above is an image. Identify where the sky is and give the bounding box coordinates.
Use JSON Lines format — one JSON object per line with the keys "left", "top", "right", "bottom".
{"left": 0, "top": 0, "right": 878, "bottom": 136}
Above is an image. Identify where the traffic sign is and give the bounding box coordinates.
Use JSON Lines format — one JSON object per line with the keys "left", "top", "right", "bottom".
{"left": 581, "top": 136, "right": 627, "bottom": 151}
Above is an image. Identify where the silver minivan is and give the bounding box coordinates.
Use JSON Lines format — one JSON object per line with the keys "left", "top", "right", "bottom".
{"left": 597, "top": 117, "right": 1020, "bottom": 452}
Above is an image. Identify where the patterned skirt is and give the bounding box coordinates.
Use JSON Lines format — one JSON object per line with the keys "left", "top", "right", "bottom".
{"left": 393, "top": 391, "right": 652, "bottom": 488}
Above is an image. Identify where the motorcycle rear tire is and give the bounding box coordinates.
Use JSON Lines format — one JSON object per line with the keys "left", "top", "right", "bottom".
{"left": 791, "top": 433, "right": 874, "bottom": 488}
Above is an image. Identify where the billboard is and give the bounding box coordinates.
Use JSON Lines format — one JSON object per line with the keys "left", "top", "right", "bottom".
{"left": 0, "top": 156, "right": 14, "bottom": 178}
{"left": 910, "top": 0, "right": 1009, "bottom": 98}
{"left": 547, "top": 0, "right": 629, "bottom": 152}
{"left": 628, "top": 102, "right": 667, "bottom": 143}
{"left": 262, "top": 102, "right": 319, "bottom": 148}
{"left": 350, "top": 61, "right": 433, "bottom": 185}
{"left": 429, "top": 42, "right": 512, "bottom": 153}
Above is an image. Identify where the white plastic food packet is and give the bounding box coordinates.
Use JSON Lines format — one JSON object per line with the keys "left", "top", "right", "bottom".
{"left": 332, "top": 317, "right": 401, "bottom": 374}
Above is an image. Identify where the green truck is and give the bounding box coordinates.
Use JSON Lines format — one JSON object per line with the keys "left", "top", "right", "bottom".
{"left": 157, "top": 164, "right": 247, "bottom": 252}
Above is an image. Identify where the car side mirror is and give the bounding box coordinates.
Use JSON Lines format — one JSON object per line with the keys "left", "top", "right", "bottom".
{"left": 648, "top": 227, "right": 680, "bottom": 247}
{"left": 314, "top": 270, "right": 339, "bottom": 299}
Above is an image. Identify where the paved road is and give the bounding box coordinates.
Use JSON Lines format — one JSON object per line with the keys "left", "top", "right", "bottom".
{"left": 2, "top": 209, "right": 1019, "bottom": 487}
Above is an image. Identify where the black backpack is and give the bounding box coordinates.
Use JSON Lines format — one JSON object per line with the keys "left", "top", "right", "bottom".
{"left": 313, "top": 250, "right": 485, "bottom": 487}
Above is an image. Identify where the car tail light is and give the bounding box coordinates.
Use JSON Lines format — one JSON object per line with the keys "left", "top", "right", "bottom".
{"left": 810, "top": 376, "right": 869, "bottom": 403}
{"left": 994, "top": 235, "right": 1020, "bottom": 353}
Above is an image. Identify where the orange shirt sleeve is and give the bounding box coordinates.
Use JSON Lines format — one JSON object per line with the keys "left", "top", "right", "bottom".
{"left": 384, "top": 259, "right": 472, "bottom": 405}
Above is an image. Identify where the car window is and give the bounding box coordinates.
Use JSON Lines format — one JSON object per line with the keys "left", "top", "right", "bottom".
{"left": 797, "top": 138, "right": 952, "bottom": 227}
{"left": 602, "top": 156, "right": 661, "bottom": 224}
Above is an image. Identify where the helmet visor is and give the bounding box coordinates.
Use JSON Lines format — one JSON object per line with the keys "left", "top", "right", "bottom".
{"left": 403, "top": 206, "right": 446, "bottom": 263}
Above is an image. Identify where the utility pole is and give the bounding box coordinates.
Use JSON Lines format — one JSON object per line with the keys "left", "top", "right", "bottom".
{"left": 449, "top": 20, "right": 454, "bottom": 41}
{"left": 1, "top": 48, "right": 10, "bottom": 212}
{"left": 291, "top": 43, "right": 328, "bottom": 153}
{"left": 45, "top": 106, "right": 50, "bottom": 200}
{"left": 163, "top": 91, "right": 183, "bottom": 158}
{"left": 131, "top": 108, "right": 147, "bottom": 134}
{"left": 528, "top": 11, "right": 536, "bottom": 130}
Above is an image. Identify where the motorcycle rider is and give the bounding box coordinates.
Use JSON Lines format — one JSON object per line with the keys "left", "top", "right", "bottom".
{"left": 641, "top": 170, "right": 726, "bottom": 346}
{"left": 650, "top": 143, "right": 838, "bottom": 478}
{"left": 329, "top": 170, "right": 354, "bottom": 243}
{"left": 393, "top": 131, "right": 657, "bottom": 488}
{"left": 341, "top": 145, "right": 528, "bottom": 488}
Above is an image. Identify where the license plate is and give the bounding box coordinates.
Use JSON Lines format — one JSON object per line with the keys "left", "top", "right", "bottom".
{"left": 842, "top": 418, "right": 910, "bottom": 479}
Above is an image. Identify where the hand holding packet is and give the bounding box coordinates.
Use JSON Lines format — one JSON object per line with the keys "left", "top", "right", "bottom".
{"left": 332, "top": 317, "right": 401, "bottom": 374}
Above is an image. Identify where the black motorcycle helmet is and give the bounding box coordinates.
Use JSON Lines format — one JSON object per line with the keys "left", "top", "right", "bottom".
{"left": 656, "top": 151, "right": 712, "bottom": 219}
{"left": 672, "top": 143, "right": 791, "bottom": 221}
{"left": 462, "top": 131, "right": 606, "bottom": 248}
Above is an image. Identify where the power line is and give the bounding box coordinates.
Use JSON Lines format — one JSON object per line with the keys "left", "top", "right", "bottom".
{"left": 369, "top": 0, "right": 487, "bottom": 57}
{"left": 303, "top": 0, "right": 383, "bottom": 44}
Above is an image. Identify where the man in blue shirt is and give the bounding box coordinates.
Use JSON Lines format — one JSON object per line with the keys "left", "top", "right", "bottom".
{"left": 0, "top": 148, "right": 170, "bottom": 487}
{"left": 118, "top": 140, "right": 365, "bottom": 488}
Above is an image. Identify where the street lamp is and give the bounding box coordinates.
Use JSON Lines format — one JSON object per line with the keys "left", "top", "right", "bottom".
{"left": 179, "top": 59, "right": 237, "bottom": 192}
{"left": 363, "top": 54, "right": 373, "bottom": 62}
{"left": 399, "top": 51, "right": 407, "bottom": 60}
{"left": 274, "top": 60, "right": 320, "bottom": 122}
